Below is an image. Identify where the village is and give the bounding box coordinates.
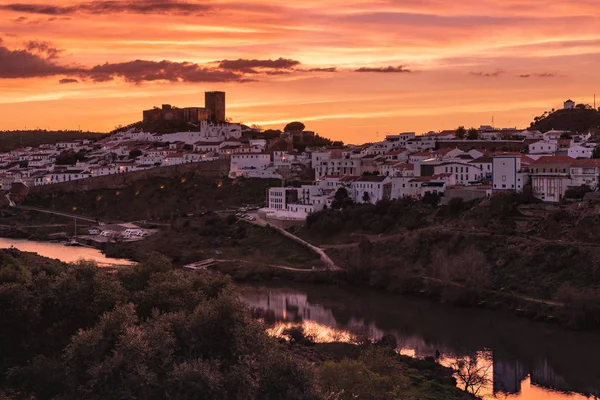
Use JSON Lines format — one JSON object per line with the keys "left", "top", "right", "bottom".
{"left": 1, "top": 96, "right": 600, "bottom": 229}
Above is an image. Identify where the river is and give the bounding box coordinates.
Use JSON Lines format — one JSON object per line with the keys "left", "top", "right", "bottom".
{"left": 238, "top": 283, "right": 600, "bottom": 400}
{"left": 0, "top": 238, "right": 134, "bottom": 266}
{"left": 3, "top": 239, "right": 599, "bottom": 399}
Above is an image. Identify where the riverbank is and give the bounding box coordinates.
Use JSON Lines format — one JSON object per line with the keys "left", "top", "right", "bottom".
{"left": 210, "top": 260, "right": 600, "bottom": 331}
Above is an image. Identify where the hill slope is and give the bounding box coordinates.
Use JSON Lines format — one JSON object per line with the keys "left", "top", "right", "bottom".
{"left": 531, "top": 108, "right": 600, "bottom": 133}
{"left": 0, "top": 130, "right": 106, "bottom": 152}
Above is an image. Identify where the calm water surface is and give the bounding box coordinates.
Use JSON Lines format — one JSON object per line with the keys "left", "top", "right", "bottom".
{"left": 0, "top": 237, "right": 134, "bottom": 266}
{"left": 238, "top": 283, "right": 600, "bottom": 400}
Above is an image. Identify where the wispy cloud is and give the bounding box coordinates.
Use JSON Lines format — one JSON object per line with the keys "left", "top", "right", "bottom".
{"left": 0, "top": 0, "right": 211, "bottom": 16}
{"left": 355, "top": 66, "right": 411, "bottom": 73}
{"left": 470, "top": 70, "right": 504, "bottom": 77}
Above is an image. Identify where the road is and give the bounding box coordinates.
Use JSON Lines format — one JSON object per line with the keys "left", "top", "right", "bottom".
{"left": 15, "top": 206, "right": 99, "bottom": 223}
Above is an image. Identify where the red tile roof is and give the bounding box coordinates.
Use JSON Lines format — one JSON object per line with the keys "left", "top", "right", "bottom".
{"left": 532, "top": 156, "right": 575, "bottom": 164}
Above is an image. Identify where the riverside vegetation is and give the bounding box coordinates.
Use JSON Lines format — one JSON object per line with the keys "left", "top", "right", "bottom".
{"left": 8, "top": 176, "right": 600, "bottom": 329}
{"left": 0, "top": 248, "right": 473, "bottom": 400}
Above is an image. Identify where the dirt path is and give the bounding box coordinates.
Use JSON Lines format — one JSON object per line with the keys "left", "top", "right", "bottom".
{"left": 16, "top": 206, "right": 99, "bottom": 223}
{"left": 240, "top": 216, "right": 341, "bottom": 271}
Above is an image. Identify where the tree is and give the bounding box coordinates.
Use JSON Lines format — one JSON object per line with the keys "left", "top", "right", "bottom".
{"left": 451, "top": 355, "right": 492, "bottom": 396}
{"left": 250, "top": 124, "right": 262, "bottom": 131}
{"left": 467, "top": 128, "right": 479, "bottom": 140}
{"left": 455, "top": 126, "right": 467, "bottom": 139}
{"left": 362, "top": 191, "right": 370, "bottom": 203}
{"left": 284, "top": 121, "right": 305, "bottom": 132}
{"left": 129, "top": 149, "right": 143, "bottom": 159}
{"left": 332, "top": 187, "right": 353, "bottom": 210}
{"left": 593, "top": 146, "right": 600, "bottom": 159}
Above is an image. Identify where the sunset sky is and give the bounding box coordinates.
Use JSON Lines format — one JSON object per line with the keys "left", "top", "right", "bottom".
{"left": 1, "top": 0, "right": 599, "bottom": 143}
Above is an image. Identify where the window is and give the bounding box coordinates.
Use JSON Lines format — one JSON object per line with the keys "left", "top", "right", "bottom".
{"left": 502, "top": 176, "right": 507, "bottom": 182}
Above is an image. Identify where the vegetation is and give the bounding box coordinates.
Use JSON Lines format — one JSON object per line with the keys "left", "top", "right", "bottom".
{"left": 285, "top": 121, "right": 306, "bottom": 132}
{"left": 106, "top": 216, "right": 321, "bottom": 268}
{"left": 530, "top": 107, "right": 600, "bottom": 132}
{"left": 0, "top": 130, "right": 105, "bottom": 152}
{"left": 23, "top": 176, "right": 280, "bottom": 222}
{"left": 0, "top": 249, "right": 473, "bottom": 400}
{"left": 455, "top": 126, "right": 466, "bottom": 139}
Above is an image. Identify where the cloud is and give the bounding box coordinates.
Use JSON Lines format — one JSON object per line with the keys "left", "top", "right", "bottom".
{"left": 470, "top": 70, "right": 504, "bottom": 77}
{"left": 355, "top": 66, "right": 411, "bottom": 73}
{"left": 0, "top": 41, "right": 77, "bottom": 78}
{"left": 305, "top": 67, "right": 337, "bottom": 72}
{"left": 217, "top": 58, "right": 301, "bottom": 74}
{"left": 59, "top": 78, "right": 78, "bottom": 84}
{"left": 24, "top": 40, "right": 62, "bottom": 58}
{"left": 518, "top": 72, "right": 560, "bottom": 78}
{"left": 83, "top": 60, "right": 245, "bottom": 83}
{"left": 0, "top": 0, "right": 211, "bottom": 16}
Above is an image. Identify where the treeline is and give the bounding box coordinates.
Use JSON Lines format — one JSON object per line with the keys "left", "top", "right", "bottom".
{"left": 0, "top": 130, "right": 105, "bottom": 152}
{"left": 530, "top": 107, "right": 600, "bottom": 133}
{"left": 0, "top": 249, "right": 319, "bottom": 399}
{"left": 306, "top": 197, "right": 434, "bottom": 238}
{"left": 0, "top": 249, "right": 472, "bottom": 400}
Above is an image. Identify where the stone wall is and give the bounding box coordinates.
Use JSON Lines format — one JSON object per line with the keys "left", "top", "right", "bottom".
{"left": 28, "top": 160, "right": 230, "bottom": 195}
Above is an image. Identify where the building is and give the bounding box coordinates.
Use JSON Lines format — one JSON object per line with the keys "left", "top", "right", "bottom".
{"left": 205, "top": 91, "right": 226, "bottom": 123}
{"left": 529, "top": 156, "right": 574, "bottom": 202}
{"left": 351, "top": 176, "right": 392, "bottom": 204}
{"left": 564, "top": 99, "right": 575, "bottom": 109}
{"left": 492, "top": 156, "right": 529, "bottom": 191}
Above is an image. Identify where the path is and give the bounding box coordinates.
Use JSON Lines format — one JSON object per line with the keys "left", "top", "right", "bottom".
{"left": 239, "top": 215, "right": 340, "bottom": 271}
{"left": 15, "top": 206, "right": 99, "bottom": 223}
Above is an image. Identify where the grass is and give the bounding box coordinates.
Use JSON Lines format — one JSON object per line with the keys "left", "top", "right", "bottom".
{"left": 24, "top": 175, "right": 280, "bottom": 222}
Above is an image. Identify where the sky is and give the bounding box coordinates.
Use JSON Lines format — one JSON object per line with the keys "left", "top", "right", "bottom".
{"left": 1, "top": 0, "right": 599, "bottom": 143}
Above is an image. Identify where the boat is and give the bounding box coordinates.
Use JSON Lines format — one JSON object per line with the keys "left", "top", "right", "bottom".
{"left": 64, "top": 216, "right": 82, "bottom": 246}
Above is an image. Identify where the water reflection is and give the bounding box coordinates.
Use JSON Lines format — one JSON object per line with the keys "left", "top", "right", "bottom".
{"left": 0, "top": 238, "right": 134, "bottom": 267}
{"left": 239, "top": 284, "right": 600, "bottom": 400}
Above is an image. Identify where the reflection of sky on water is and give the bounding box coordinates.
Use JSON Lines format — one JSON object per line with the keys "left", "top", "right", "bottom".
{"left": 0, "top": 238, "right": 134, "bottom": 266}
{"left": 241, "top": 286, "right": 596, "bottom": 400}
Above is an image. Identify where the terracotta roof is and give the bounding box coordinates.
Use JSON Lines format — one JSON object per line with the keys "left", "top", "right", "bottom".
{"left": 394, "top": 163, "right": 414, "bottom": 170}
{"left": 532, "top": 156, "right": 575, "bottom": 164}
{"left": 385, "top": 149, "right": 407, "bottom": 156}
{"left": 571, "top": 159, "right": 600, "bottom": 167}
{"left": 357, "top": 176, "right": 389, "bottom": 183}
{"left": 469, "top": 156, "right": 493, "bottom": 163}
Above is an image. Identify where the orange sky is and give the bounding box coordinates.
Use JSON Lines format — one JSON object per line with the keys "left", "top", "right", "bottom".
{"left": 1, "top": 0, "right": 599, "bottom": 143}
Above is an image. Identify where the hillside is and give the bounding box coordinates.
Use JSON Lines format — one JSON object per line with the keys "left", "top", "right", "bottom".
{"left": 530, "top": 108, "right": 600, "bottom": 133}
{"left": 0, "top": 130, "right": 106, "bottom": 152}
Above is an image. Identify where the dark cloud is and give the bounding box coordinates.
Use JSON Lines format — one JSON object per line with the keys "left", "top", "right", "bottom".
{"left": 518, "top": 72, "right": 559, "bottom": 78}
{"left": 470, "top": 70, "right": 504, "bottom": 77}
{"left": 24, "top": 40, "right": 62, "bottom": 58}
{"left": 0, "top": 41, "right": 78, "bottom": 78}
{"left": 0, "top": 0, "right": 211, "bottom": 16}
{"left": 0, "top": 40, "right": 339, "bottom": 84}
{"left": 355, "top": 65, "right": 411, "bottom": 73}
{"left": 217, "top": 58, "right": 301, "bottom": 74}
{"left": 84, "top": 60, "right": 245, "bottom": 83}
{"left": 305, "top": 67, "right": 337, "bottom": 72}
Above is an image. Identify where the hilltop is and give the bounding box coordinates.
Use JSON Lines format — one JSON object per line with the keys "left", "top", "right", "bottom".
{"left": 0, "top": 130, "right": 106, "bottom": 152}
{"left": 530, "top": 107, "right": 600, "bottom": 133}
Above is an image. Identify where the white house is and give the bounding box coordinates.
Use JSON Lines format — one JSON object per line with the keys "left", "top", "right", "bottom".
{"left": 229, "top": 153, "right": 272, "bottom": 178}
{"left": 569, "top": 159, "right": 600, "bottom": 189}
{"left": 492, "top": 156, "right": 524, "bottom": 191}
{"left": 433, "top": 162, "right": 482, "bottom": 185}
{"left": 351, "top": 176, "right": 392, "bottom": 204}
{"left": 564, "top": 99, "right": 575, "bottom": 109}
{"left": 529, "top": 141, "right": 558, "bottom": 155}
{"left": 529, "top": 156, "right": 574, "bottom": 202}
{"left": 568, "top": 144, "right": 596, "bottom": 159}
